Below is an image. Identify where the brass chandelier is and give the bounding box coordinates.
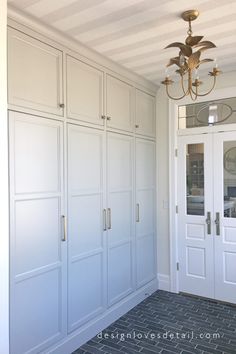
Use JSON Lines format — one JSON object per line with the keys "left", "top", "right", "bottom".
{"left": 161, "top": 10, "right": 221, "bottom": 101}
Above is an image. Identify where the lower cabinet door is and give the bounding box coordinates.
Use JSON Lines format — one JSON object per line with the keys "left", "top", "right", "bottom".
{"left": 135, "top": 138, "right": 156, "bottom": 287}
{"left": 9, "top": 111, "right": 66, "bottom": 354}
{"left": 67, "top": 124, "right": 106, "bottom": 332}
{"left": 107, "top": 132, "right": 135, "bottom": 306}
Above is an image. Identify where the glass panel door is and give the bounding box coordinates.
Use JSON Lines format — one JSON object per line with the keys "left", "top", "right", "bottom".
{"left": 177, "top": 134, "right": 214, "bottom": 298}
{"left": 213, "top": 132, "right": 236, "bottom": 303}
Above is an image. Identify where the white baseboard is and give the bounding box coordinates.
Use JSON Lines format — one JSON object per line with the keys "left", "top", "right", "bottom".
{"left": 47, "top": 279, "right": 158, "bottom": 354}
{"left": 158, "top": 273, "right": 170, "bottom": 291}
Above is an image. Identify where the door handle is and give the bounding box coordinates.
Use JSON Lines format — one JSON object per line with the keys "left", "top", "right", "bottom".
{"left": 136, "top": 203, "right": 140, "bottom": 222}
{"left": 103, "top": 209, "right": 107, "bottom": 231}
{"left": 205, "top": 211, "right": 211, "bottom": 235}
{"left": 61, "top": 215, "right": 67, "bottom": 242}
{"left": 215, "top": 212, "right": 220, "bottom": 236}
{"left": 107, "top": 208, "right": 111, "bottom": 229}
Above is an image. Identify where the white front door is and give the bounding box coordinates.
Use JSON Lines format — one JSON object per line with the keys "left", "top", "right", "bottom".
{"left": 178, "top": 131, "right": 236, "bottom": 303}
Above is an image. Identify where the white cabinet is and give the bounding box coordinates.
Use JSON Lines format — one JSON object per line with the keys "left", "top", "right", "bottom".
{"left": 9, "top": 111, "right": 66, "bottom": 354}
{"left": 106, "top": 74, "right": 134, "bottom": 132}
{"left": 8, "top": 28, "right": 63, "bottom": 116}
{"left": 135, "top": 89, "right": 156, "bottom": 137}
{"left": 107, "top": 133, "right": 134, "bottom": 305}
{"left": 67, "top": 124, "right": 106, "bottom": 332}
{"left": 66, "top": 55, "right": 104, "bottom": 126}
{"left": 136, "top": 138, "right": 156, "bottom": 287}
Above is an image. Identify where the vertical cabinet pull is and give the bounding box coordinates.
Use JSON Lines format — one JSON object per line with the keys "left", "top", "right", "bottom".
{"left": 107, "top": 208, "right": 112, "bottom": 229}
{"left": 103, "top": 209, "right": 107, "bottom": 231}
{"left": 205, "top": 211, "right": 211, "bottom": 235}
{"left": 215, "top": 212, "right": 220, "bottom": 236}
{"left": 61, "top": 215, "right": 67, "bottom": 242}
{"left": 136, "top": 203, "right": 140, "bottom": 222}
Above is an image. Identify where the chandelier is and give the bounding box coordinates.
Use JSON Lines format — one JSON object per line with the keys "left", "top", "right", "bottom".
{"left": 161, "top": 10, "right": 221, "bottom": 101}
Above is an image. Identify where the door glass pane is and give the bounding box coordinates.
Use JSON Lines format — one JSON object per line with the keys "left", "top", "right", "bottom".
{"left": 186, "top": 144, "right": 204, "bottom": 215}
{"left": 224, "top": 142, "right": 236, "bottom": 218}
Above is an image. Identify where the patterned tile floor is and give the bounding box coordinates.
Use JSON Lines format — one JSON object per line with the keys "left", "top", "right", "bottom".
{"left": 72, "top": 290, "right": 236, "bottom": 354}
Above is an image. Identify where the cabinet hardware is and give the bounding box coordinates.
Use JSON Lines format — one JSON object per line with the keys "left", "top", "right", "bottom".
{"left": 101, "top": 115, "right": 106, "bottom": 120}
{"left": 107, "top": 208, "right": 112, "bottom": 229}
{"left": 177, "top": 262, "right": 179, "bottom": 271}
{"left": 205, "top": 211, "right": 211, "bottom": 235}
{"left": 135, "top": 124, "right": 139, "bottom": 129}
{"left": 107, "top": 116, "right": 111, "bottom": 121}
{"left": 136, "top": 203, "right": 140, "bottom": 222}
{"left": 61, "top": 215, "right": 67, "bottom": 241}
{"left": 215, "top": 212, "right": 220, "bottom": 236}
{"left": 103, "top": 209, "right": 107, "bottom": 231}
{"left": 59, "top": 103, "right": 65, "bottom": 108}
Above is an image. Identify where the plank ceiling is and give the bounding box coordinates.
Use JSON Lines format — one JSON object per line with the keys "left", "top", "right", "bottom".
{"left": 7, "top": 0, "right": 236, "bottom": 85}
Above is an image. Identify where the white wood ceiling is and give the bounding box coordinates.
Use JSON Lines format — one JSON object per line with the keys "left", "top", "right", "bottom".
{"left": 8, "top": 0, "right": 236, "bottom": 85}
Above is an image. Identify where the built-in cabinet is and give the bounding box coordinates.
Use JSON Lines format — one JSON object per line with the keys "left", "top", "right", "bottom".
{"left": 8, "top": 24, "right": 157, "bottom": 354}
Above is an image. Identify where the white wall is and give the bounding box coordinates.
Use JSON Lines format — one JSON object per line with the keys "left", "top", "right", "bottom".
{"left": 156, "top": 70, "right": 236, "bottom": 280}
{"left": 0, "top": 0, "right": 9, "bottom": 353}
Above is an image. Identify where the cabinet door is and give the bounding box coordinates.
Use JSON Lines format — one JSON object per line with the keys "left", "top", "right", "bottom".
{"left": 9, "top": 112, "right": 66, "bottom": 354}
{"left": 67, "top": 55, "right": 104, "bottom": 126}
{"left": 106, "top": 75, "right": 134, "bottom": 132}
{"left": 67, "top": 124, "right": 106, "bottom": 332}
{"left": 8, "top": 28, "right": 63, "bottom": 116}
{"left": 136, "top": 139, "right": 156, "bottom": 287}
{"left": 135, "top": 90, "right": 156, "bottom": 138}
{"left": 107, "top": 133, "right": 134, "bottom": 305}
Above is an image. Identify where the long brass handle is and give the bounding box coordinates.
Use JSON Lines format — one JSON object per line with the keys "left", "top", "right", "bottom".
{"left": 215, "top": 212, "right": 220, "bottom": 236}
{"left": 136, "top": 203, "right": 140, "bottom": 222}
{"left": 103, "top": 209, "right": 107, "bottom": 231}
{"left": 107, "top": 208, "right": 111, "bottom": 229}
{"left": 205, "top": 211, "right": 211, "bottom": 235}
{"left": 62, "top": 215, "right": 67, "bottom": 241}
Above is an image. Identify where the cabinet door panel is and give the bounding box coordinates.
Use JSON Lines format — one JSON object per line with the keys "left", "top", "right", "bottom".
{"left": 136, "top": 139, "right": 156, "bottom": 288}
{"left": 67, "top": 55, "right": 104, "bottom": 125}
{"left": 136, "top": 90, "right": 155, "bottom": 138}
{"left": 107, "top": 133, "right": 134, "bottom": 305}
{"left": 69, "top": 254, "right": 103, "bottom": 331}
{"left": 67, "top": 125, "right": 105, "bottom": 332}
{"left": 9, "top": 112, "right": 66, "bottom": 354}
{"left": 8, "top": 28, "right": 63, "bottom": 116}
{"left": 106, "top": 75, "right": 134, "bottom": 132}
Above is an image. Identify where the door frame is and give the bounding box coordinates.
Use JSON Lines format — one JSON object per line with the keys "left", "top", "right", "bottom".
{"left": 169, "top": 85, "right": 236, "bottom": 293}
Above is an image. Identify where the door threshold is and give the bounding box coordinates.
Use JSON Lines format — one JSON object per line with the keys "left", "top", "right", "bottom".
{"left": 179, "top": 292, "right": 236, "bottom": 307}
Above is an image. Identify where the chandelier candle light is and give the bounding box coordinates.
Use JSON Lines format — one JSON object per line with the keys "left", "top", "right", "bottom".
{"left": 161, "top": 10, "right": 221, "bottom": 101}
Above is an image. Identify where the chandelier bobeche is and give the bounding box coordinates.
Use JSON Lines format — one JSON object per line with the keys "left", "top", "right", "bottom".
{"left": 161, "top": 10, "right": 221, "bottom": 101}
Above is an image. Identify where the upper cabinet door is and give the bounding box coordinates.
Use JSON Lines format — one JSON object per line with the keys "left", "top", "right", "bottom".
{"left": 106, "top": 74, "right": 134, "bottom": 132}
{"left": 135, "top": 89, "right": 156, "bottom": 137}
{"left": 8, "top": 28, "right": 63, "bottom": 116}
{"left": 67, "top": 55, "right": 104, "bottom": 126}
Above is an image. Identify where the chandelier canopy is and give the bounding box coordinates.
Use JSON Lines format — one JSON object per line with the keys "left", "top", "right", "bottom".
{"left": 161, "top": 10, "right": 221, "bottom": 101}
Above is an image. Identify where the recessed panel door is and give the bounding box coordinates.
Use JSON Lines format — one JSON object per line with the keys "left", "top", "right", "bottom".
{"left": 9, "top": 111, "right": 66, "bottom": 354}
{"left": 136, "top": 138, "right": 156, "bottom": 287}
{"left": 106, "top": 75, "right": 134, "bottom": 132}
{"left": 135, "top": 90, "right": 156, "bottom": 138}
{"left": 66, "top": 55, "right": 104, "bottom": 126}
{"left": 107, "top": 133, "right": 134, "bottom": 305}
{"left": 67, "top": 124, "right": 105, "bottom": 332}
{"left": 8, "top": 28, "right": 63, "bottom": 116}
{"left": 214, "top": 132, "right": 236, "bottom": 303}
{"left": 178, "top": 134, "right": 214, "bottom": 298}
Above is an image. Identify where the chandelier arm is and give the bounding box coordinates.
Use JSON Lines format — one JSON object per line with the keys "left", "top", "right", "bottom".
{"left": 165, "top": 80, "right": 188, "bottom": 100}
{"left": 189, "top": 87, "right": 198, "bottom": 101}
{"left": 191, "top": 75, "right": 217, "bottom": 97}
{"left": 181, "top": 74, "right": 188, "bottom": 95}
